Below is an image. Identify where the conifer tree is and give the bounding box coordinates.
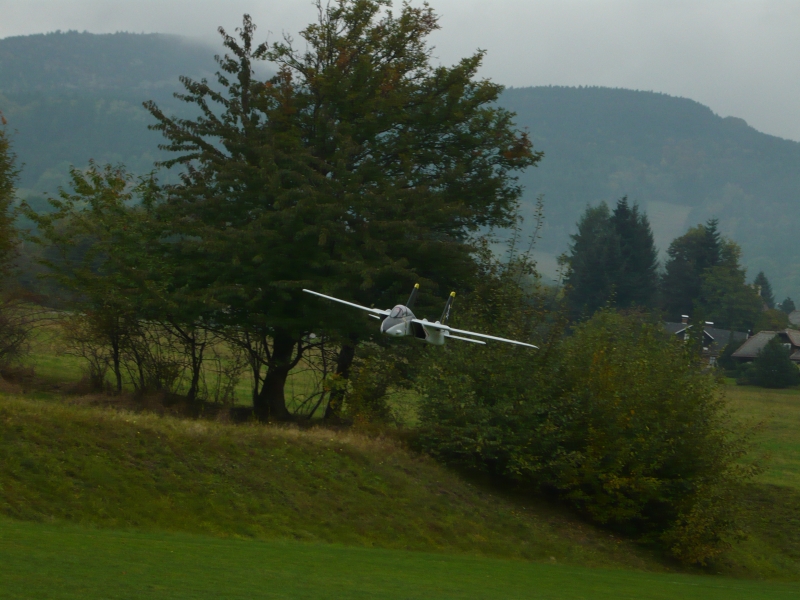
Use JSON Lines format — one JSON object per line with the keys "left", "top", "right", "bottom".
{"left": 610, "top": 196, "right": 658, "bottom": 308}
{"left": 753, "top": 271, "right": 775, "bottom": 309}
{"left": 565, "top": 197, "right": 657, "bottom": 318}
{"left": 565, "top": 203, "right": 619, "bottom": 318}
{"left": 0, "top": 115, "right": 19, "bottom": 278}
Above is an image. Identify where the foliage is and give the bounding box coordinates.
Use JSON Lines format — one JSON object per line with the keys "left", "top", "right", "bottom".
{"left": 754, "top": 308, "right": 789, "bottom": 332}
{"left": 661, "top": 220, "right": 762, "bottom": 330}
{"left": 753, "top": 271, "right": 775, "bottom": 309}
{"left": 565, "top": 197, "right": 657, "bottom": 318}
{"left": 610, "top": 197, "right": 659, "bottom": 308}
{"left": 697, "top": 264, "right": 762, "bottom": 331}
{"left": 564, "top": 203, "right": 619, "bottom": 317}
{"left": 779, "top": 297, "right": 796, "bottom": 314}
{"left": 717, "top": 334, "right": 743, "bottom": 373}
{"left": 660, "top": 220, "right": 725, "bottom": 319}
{"left": 419, "top": 307, "right": 757, "bottom": 564}
{"left": 144, "top": 3, "right": 539, "bottom": 419}
{"left": 20, "top": 163, "right": 234, "bottom": 405}
{"left": 0, "top": 115, "right": 19, "bottom": 277}
{"left": 0, "top": 117, "right": 35, "bottom": 368}
{"left": 554, "top": 312, "right": 756, "bottom": 563}
{"left": 11, "top": 36, "right": 800, "bottom": 300}
{"left": 738, "top": 337, "right": 800, "bottom": 389}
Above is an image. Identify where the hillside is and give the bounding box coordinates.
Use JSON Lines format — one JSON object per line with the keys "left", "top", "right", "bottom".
{"left": 505, "top": 86, "right": 800, "bottom": 298}
{"left": 0, "top": 31, "right": 215, "bottom": 194}
{"left": 0, "top": 392, "right": 661, "bottom": 570}
{"left": 2, "top": 32, "right": 800, "bottom": 297}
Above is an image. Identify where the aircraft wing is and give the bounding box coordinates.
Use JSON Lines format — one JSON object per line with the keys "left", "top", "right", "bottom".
{"left": 413, "top": 319, "right": 538, "bottom": 348}
{"left": 303, "top": 289, "right": 391, "bottom": 317}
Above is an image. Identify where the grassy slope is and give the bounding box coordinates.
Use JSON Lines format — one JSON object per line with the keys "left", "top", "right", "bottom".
{"left": 4, "top": 340, "right": 800, "bottom": 591}
{"left": 2, "top": 518, "right": 799, "bottom": 600}
{"left": 712, "top": 386, "right": 800, "bottom": 577}
{"left": 726, "top": 385, "right": 800, "bottom": 490}
{"left": 0, "top": 393, "right": 662, "bottom": 571}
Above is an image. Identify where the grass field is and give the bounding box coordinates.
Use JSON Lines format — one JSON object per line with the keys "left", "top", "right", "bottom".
{"left": 726, "top": 385, "right": 800, "bottom": 490}
{"left": 22, "top": 320, "right": 341, "bottom": 414}
{"left": 3, "top": 331, "right": 800, "bottom": 596}
{"left": 2, "top": 517, "right": 799, "bottom": 600}
{"left": 0, "top": 393, "right": 665, "bottom": 571}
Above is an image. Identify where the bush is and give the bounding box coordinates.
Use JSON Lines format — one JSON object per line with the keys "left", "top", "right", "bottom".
{"left": 738, "top": 337, "right": 800, "bottom": 388}
{"left": 417, "top": 308, "right": 756, "bottom": 564}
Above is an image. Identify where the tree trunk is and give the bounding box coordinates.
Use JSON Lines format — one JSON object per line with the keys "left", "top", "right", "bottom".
{"left": 324, "top": 340, "right": 356, "bottom": 420}
{"left": 254, "top": 330, "right": 295, "bottom": 421}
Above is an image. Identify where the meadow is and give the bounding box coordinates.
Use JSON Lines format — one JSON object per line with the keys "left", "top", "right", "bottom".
{"left": 3, "top": 518, "right": 799, "bottom": 600}
{"left": 1, "top": 327, "right": 800, "bottom": 597}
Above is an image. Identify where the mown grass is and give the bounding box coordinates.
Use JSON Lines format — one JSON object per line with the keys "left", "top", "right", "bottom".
{"left": 2, "top": 517, "right": 799, "bottom": 600}
{"left": 706, "top": 385, "right": 800, "bottom": 578}
{"left": 726, "top": 385, "right": 800, "bottom": 490}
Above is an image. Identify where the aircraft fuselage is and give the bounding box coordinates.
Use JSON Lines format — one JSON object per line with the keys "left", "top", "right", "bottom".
{"left": 380, "top": 304, "right": 445, "bottom": 345}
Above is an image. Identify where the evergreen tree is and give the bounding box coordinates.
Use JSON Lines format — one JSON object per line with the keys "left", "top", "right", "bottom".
{"left": 565, "top": 197, "right": 658, "bottom": 318}
{"left": 145, "top": 4, "right": 539, "bottom": 420}
{"left": 779, "top": 297, "right": 796, "bottom": 314}
{"left": 753, "top": 271, "right": 775, "bottom": 309}
{"left": 0, "top": 114, "right": 19, "bottom": 278}
{"left": 610, "top": 196, "right": 658, "bottom": 308}
{"left": 661, "top": 219, "right": 724, "bottom": 319}
{"left": 565, "top": 203, "right": 620, "bottom": 318}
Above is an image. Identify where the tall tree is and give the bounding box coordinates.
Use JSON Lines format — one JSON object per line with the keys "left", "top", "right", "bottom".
{"left": 564, "top": 203, "right": 620, "bottom": 318}
{"left": 753, "top": 271, "right": 775, "bottom": 309}
{"left": 660, "top": 219, "right": 724, "bottom": 319}
{"left": 779, "top": 297, "right": 796, "bottom": 314}
{"left": 0, "top": 114, "right": 19, "bottom": 278}
{"left": 610, "top": 196, "right": 658, "bottom": 308}
{"left": 565, "top": 197, "right": 657, "bottom": 318}
{"left": 144, "top": 3, "right": 539, "bottom": 420}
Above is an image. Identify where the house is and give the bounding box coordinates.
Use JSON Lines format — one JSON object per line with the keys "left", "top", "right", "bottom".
{"left": 663, "top": 315, "right": 748, "bottom": 365}
{"left": 731, "top": 329, "right": 800, "bottom": 364}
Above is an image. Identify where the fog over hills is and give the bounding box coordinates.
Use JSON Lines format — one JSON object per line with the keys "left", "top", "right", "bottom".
{"left": 1, "top": 31, "right": 799, "bottom": 298}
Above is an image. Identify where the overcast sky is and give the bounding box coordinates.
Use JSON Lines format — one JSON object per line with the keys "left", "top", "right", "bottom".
{"left": 2, "top": 0, "right": 799, "bottom": 141}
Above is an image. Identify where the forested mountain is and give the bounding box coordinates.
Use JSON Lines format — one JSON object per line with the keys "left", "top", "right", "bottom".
{"left": 505, "top": 87, "right": 800, "bottom": 297}
{"left": 0, "top": 31, "right": 216, "bottom": 195}
{"left": 2, "top": 32, "right": 799, "bottom": 297}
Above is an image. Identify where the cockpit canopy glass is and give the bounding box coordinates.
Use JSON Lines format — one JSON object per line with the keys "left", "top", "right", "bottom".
{"left": 389, "top": 305, "right": 405, "bottom": 319}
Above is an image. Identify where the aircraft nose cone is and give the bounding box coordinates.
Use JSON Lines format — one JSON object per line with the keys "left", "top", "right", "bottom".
{"left": 382, "top": 320, "right": 406, "bottom": 337}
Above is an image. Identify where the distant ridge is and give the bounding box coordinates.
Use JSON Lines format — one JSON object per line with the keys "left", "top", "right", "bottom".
{"left": 1, "top": 33, "right": 799, "bottom": 296}
{"left": 0, "top": 30, "right": 216, "bottom": 95}
{"left": 502, "top": 86, "right": 800, "bottom": 296}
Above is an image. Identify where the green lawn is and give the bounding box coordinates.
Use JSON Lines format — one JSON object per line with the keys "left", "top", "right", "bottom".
{"left": 726, "top": 385, "right": 800, "bottom": 490}
{"left": 4, "top": 342, "right": 800, "bottom": 594}
{"left": 2, "top": 517, "right": 798, "bottom": 600}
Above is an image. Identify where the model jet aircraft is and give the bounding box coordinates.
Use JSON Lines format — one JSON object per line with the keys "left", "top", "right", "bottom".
{"left": 303, "top": 284, "right": 537, "bottom": 348}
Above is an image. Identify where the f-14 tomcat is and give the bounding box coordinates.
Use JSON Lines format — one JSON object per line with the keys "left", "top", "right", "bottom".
{"left": 303, "top": 284, "right": 537, "bottom": 348}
